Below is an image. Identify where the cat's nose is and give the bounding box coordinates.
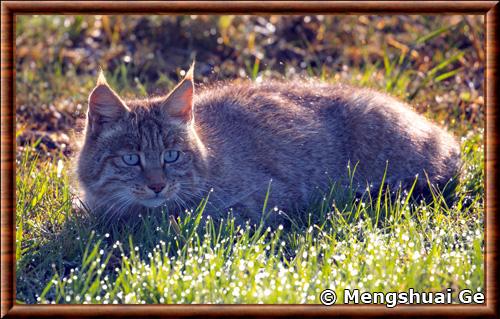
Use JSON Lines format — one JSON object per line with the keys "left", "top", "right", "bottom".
{"left": 148, "top": 183, "right": 166, "bottom": 194}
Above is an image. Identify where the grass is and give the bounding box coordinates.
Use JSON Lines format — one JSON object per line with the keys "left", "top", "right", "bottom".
{"left": 15, "top": 15, "right": 484, "bottom": 304}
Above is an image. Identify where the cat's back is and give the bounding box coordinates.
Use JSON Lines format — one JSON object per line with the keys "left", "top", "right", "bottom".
{"left": 193, "top": 79, "right": 460, "bottom": 193}
{"left": 194, "top": 79, "right": 349, "bottom": 123}
{"left": 193, "top": 79, "right": 352, "bottom": 150}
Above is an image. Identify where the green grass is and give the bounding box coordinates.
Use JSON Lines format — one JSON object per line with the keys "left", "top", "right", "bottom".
{"left": 15, "top": 15, "right": 484, "bottom": 304}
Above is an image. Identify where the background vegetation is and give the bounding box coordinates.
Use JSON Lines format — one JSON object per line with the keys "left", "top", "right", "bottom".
{"left": 16, "top": 15, "right": 484, "bottom": 304}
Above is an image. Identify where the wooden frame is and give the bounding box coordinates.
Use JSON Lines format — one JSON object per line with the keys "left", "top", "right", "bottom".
{"left": 1, "top": 1, "right": 498, "bottom": 318}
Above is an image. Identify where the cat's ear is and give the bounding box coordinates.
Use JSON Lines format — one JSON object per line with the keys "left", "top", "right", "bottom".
{"left": 87, "top": 70, "right": 129, "bottom": 133}
{"left": 161, "top": 62, "right": 195, "bottom": 122}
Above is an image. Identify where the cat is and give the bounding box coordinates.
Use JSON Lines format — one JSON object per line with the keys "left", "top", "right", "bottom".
{"left": 77, "top": 63, "right": 461, "bottom": 225}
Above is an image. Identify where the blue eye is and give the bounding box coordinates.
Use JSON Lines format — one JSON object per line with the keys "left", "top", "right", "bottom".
{"left": 122, "top": 154, "right": 140, "bottom": 166}
{"left": 164, "top": 150, "right": 180, "bottom": 163}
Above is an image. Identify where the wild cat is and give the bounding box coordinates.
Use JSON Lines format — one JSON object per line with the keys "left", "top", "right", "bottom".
{"left": 77, "top": 63, "right": 461, "bottom": 224}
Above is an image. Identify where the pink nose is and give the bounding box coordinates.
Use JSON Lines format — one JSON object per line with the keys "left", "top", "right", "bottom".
{"left": 148, "top": 183, "right": 166, "bottom": 193}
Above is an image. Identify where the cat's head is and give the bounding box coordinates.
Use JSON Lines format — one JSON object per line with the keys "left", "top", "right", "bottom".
{"left": 78, "top": 63, "right": 208, "bottom": 215}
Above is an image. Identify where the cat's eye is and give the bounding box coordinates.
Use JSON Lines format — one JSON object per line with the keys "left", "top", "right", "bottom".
{"left": 122, "top": 154, "right": 140, "bottom": 166}
{"left": 164, "top": 150, "right": 180, "bottom": 163}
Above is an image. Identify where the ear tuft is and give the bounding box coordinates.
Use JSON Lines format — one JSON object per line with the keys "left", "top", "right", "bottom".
{"left": 96, "top": 68, "right": 108, "bottom": 86}
{"left": 184, "top": 60, "right": 195, "bottom": 81}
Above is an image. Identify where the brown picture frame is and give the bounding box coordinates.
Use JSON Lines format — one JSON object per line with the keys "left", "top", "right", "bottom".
{"left": 1, "top": 1, "right": 498, "bottom": 318}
